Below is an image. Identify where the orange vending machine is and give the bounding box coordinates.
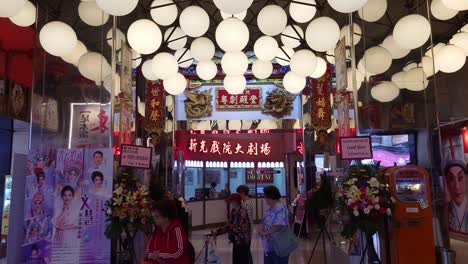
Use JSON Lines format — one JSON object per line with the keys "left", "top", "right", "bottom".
{"left": 385, "top": 165, "right": 436, "bottom": 264}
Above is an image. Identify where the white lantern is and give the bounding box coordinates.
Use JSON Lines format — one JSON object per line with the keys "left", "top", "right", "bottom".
{"left": 252, "top": 60, "right": 273, "bottom": 79}
{"left": 425, "top": 42, "right": 446, "bottom": 57}
{"left": 326, "top": 49, "right": 336, "bottom": 64}
{"left": 431, "top": 0, "right": 458, "bottom": 20}
{"left": 380, "top": 35, "right": 410, "bottom": 59}
{"left": 345, "top": 68, "right": 364, "bottom": 92}
{"left": 78, "top": 1, "right": 109, "bottom": 27}
{"left": 310, "top": 57, "right": 327, "bottom": 78}
{"left": 224, "top": 75, "right": 246, "bottom": 95}
{"left": 96, "top": 0, "right": 137, "bottom": 16}
{"left": 327, "top": 0, "right": 368, "bottom": 13}
{"left": 106, "top": 28, "right": 126, "bottom": 50}
{"left": 179, "top": 6, "right": 210, "bottom": 37}
{"left": 281, "top": 25, "right": 304, "bottom": 49}
{"left": 403, "top": 62, "right": 418, "bottom": 72}
{"left": 39, "top": 21, "right": 77, "bottom": 56}
{"left": 435, "top": 44, "right": 467, "bottom": 73}
{"left": 290, "top": 49, "right": 317, "bottom": 77}
{"left": 340, "top": 23, "right": 362, "bottom": 46}
{"left": 78, "top": 52, "right": 111, "bottom": 82}
{"left": 216, "top": 18, "right": 249, "bottom": 52}
{"left": 221, "top": 52, "right": 248, "bottom": 75}
{"left": 127, "top": 19, "right": 162, "bottom": 55}
{"left": 358, "top": 0, "right": 387, "bottom": 22}
{"left": 305, "top": 17, "right": 340, "bottom": 52}
{"left": 393, "top": 14, "right": 431, "bottom": 49}
{"left": 191, "top": 37, "right": 215, "bottom": 61}
{"left": 152, "top": 52, "right": 179, "bottom": 80}
{"left": 132, "top": 50, "right": 142, "bottom": 68}
{"left": 214, "top": 0, "right": 253, "bottom": 14}
{"left": 283, "top": 71, "right": 306, "bottom": 94}
{"left": 421, "top": 56, "right": 439, "bottom": 77}
{"left": 450, "top": 32, "right": 468, "bottom": 56}
{"left": 164, "top": 27, "right": 187, "bottom": 50}
{"left": 9, "top": 0, "right": 35, "bottom": 27}
{"left": 371, "top": 81, "right": 400, "bottom": 102}
{"left": 142, "top": 59, "right": 159, "bottom": 80}
{"left": 462, "top": 24, "right": 468, "bottom": 32}
{"left": 220, "top": 11, "right": 247, "bottom": 20}
{"left": 405, "top": 67, "right": 429, "bottom": 91}
{"left": 257, "top": 5, "right": 287, "bottom": 36}
{"left": 289, "top": 0, "right": 317, "bottom": 23}
{"left": 275, "top": 46, "right": 295, "bottom": 66}
{"left": 391, "top": 71, "right": 407, "bottom": 89}
{"left": 174, "top": 48, "right": 194, "bottom": 68}
{"left": 164, "top": 73, "right": 187, "bottom": 95}
{"left": 254, "top": 36, "right": 279, "bottom": 61}
{"left": 0, "top": 0, "right": 26, "bottom": 18}
{"left": 441, "top": 0, "right": 468, "bottom": 11}
{"left": 103, "top": 74, "right": 121, "bottom": 96}
{"left": 150, "top": 0, "right": 178, "bottom": 26}
{"left": 364, "top": 46, "right": 392, "bottom": 74}
{"left": 196, "top": 60, "right": 218, "bottom": 81}
{"left": 61, "top": 40, "right": 87, "bottom": 66}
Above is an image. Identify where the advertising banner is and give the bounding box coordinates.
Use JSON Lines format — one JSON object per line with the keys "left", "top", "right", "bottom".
{"left": 245, "top": 168, "right": 274, "bottom": 183}
{"left": 69, "top": 103, "right": 111, "bottom": 149}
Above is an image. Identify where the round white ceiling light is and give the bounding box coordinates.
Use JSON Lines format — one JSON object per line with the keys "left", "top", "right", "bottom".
{"left": 380, "top": 35, "right": 410, "bottom": 59}
{"left": 150, "top": 0, "right": 178, "bottom": 26}
{"left": 221, "top": 51, "right": 249, "bottom": 75}
{"left": 441, "top": 0, "right": 468, "bottom": 11}
{"left": 224, "top": 75, "right": 247, "bottom": 95}
{"left": 310, "top": 57, "right": 327, "bottom": 79}
{"left": 96, "top": 0, "right": 138, "bottom": 16}
{"left": 254, "top": 36, "right": 279, "bottom": 61}
{"left": 164, "top": 27, "right": 187, "bottom": 51}
{"left": 431, "top": 0, "right": 459, "bottom": 20}
{"left": 358, "top": 0, "right": 387, "bottom": 22}
{"left": 164, "top": 73, "right": 187, "bottom": 95}
{"left": 435, "top": 44, "right": 467, "bottom": 73}
{"left": 106, "top": 28, "right": 126, "bottom": 50}
{"left": 78, "top": 1, "right": 109, "bottom": 27}
{"left": 283, "top": 71, "right": 306, "bottom": 94}
{"left": 327, "top": 0, "right": 369, "bottom": 13}
{"left": 174, "top": 48, "right": 194, "bottom": 68}
{"left": 196, "top": 60, "right": 218, "bottom": 81}
{"left": 450, "top": 32, "right": 468, "bottom": 56}
{"left": 252, "top": 60, "right": 273, "bottom": 80}
{"left": 340, "top": 23, "right": 362, "bottom": 46}
{"left": 9, "top": 0, "right": 36, "bottom": 27}
{"left": 61, "top": 40, "right": 87, "bottom": 66}
{"left": 127, "top": 19, "right": 162, "bottom": 55}
{"left": 152, "top": 52, "right": 179, "bottom": 80}
{"left": 364, "top": 46, "right": 392, "bottom": 74}
{"left": 289, "top": 0, "right": 317, "bottom": 23}
{"left": 257, "top": 5, "right": 287, "bottom": 36}
{"left": 142, "top": 59, "right": 159, "bottom": 80}
{"left": 213, "top": 0, "right": 253, "bottom": 15}
{"left": 281, "top": 25, "right": 304, "bottom": 49}
{"left": 371, "top": 81, "right": 400, "bottom": 102}
{"left": 0, "top": 0, "right": 26, "bottom": 18}
{"left": 191, "top": 37, "right": 215, "bottom": 61}
{"left": 179, "top": 6, "right": 210, "bottom": 37}
{"left": 78, "top": 52, "right": 111, "bottom": 82}
{"left": 290, "top": 49, "right": 317, "bottom": 77}
{"left": 421, "top": 56, "right": 439, "bottom": 77}
{"left": 39, "top": 21, "right": 77, "bottom": 56}
{"left": 404, "top": 67, "right": 429, "bottom": 91}
{"left": 306, "top": 16, "right": 340, "bottom": 52}
{"left": 216, "top": 18, "right": 250, "bottom": 52}
{"left": 393, "top": 14, "right": 431, "bottom": 49}
{"left": 391, "top": 71, "right": 407, "bottom": 89}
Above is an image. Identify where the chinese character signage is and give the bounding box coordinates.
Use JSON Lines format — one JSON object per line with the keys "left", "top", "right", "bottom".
{"left": 144, "top": 81, "right": 165, "bottom": 144}
{"left": 119, "top": 144, "right": 153, "bottom": 169}
{"left": 22, "top": 148, "right": 112, "bottom": 263}
{"left": 340, "top": 136, "right": 373, "bottom": 160}
{"left": 335, "top": 37, "right": 348, "bottom": 93}
{"left": 311, "top": 71, "right": 332, "bottom": 131}
{"left": 69, "top": 103, "right": 111, "bottom": 148}
{"left": 245, "top": 168, "right": 274, "bottom": 183}
{"left": 215, "top": 88, "right": 262, "bottom": 110}
{"left": 120, "top": 42, "right": 133, "bottom": 97}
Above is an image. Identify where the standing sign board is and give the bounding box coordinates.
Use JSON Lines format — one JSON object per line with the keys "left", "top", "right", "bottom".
{"left": 340, "top": 136, "right": 373, "bottom": 160}
{"left": 119, "top": 144, "right": 153, "bottom": 169}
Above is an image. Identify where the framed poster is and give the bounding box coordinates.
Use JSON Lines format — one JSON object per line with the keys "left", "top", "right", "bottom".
{"left": 8, "top": 81, "right": 30, "bottom": 121}
{"left": 335, "top": 37, "right": 348, "bottom": 93}
{"left": 69, "top": 103, "right": 111, "bottom": 148}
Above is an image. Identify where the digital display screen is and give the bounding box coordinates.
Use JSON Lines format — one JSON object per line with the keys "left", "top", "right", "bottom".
{"left": 395, "top": 178, "right": 426, "bottom": 203}
{"left": 363, "top": 134, "right": 416, "bottom": 167}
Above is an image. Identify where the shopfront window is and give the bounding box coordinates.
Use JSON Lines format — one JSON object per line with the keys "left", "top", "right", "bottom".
{"left": 183, "top": 166, "right": 203, "bottom": 202}
{"left": 205, "top": 165, "right": 229, "bottom": 200}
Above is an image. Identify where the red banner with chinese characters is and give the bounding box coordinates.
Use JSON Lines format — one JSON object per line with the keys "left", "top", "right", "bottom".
{"left": 215, "top": 87, "right": 262, "bottom": 110}
{"left": 245, "top": 168, "right": 274, "bottom": 183}
{"left": 145, "top": 81, "right": 165, "bottom": 143}
{"left": 311, "top": 71, "right": 332, "bottom": 131}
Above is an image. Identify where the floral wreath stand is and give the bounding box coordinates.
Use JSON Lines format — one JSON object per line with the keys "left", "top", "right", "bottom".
{"left": 306, "top": 212, "right": 335, "bottom": 264}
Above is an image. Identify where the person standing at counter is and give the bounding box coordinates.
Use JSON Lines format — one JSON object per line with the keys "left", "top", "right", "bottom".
{"left": 237, "top": 185, "right": 254, "bottom": 264}
{"left": 445, "top": 160, "right": 468, "bottom": 233}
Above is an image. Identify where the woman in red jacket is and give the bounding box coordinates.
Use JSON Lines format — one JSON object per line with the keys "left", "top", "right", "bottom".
{"left": 145, "top": 200, "right": 191, "bottom": 264}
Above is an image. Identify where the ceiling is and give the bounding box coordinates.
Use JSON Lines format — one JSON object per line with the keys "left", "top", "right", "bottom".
{"left": 35, "top": 0, "right": 467, "bottom": 77}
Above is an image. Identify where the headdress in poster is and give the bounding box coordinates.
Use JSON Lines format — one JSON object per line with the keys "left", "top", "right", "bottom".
{"left": 69, "top": 103, "right": 111, "bottom": 149}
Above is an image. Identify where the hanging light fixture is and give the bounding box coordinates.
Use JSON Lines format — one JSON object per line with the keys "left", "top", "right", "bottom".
{"left": 152, "top": 52, "right": 179, "bottom": 80}
{"left": 391, "top": 71, "right": 408, "bottom": 89}
{"left": 380, "top": 35, "right": 410, "bottom": 59}
{"left": 142, "top": 59, "right": 159, "bottom": 80}
{"left": 310, "top": 57, "right": 327, "bottom": 79}
{"left": 363, "top": 46, "right": 392, "bottom": 74}
{"left": 213, "top": 0, "right": 253, "bottom": 14}
{"left": 281, "top": 25, "right": 304, "bottom": 49}
{"left": 257, "top": 5, "right": 288, "bottom": 36}
{"left": 221, "top": 52, "right": 248, "bottom": 75}
{"left": 78, "top": 1, "right": 109, "bottom": 27}
{"left": 164, "top": 27, "right": 187, "bottom": 51}
{"left": 252, "top": 60, "right": 273, "bottom": 80}
{"left": 224, "top": 75, "right": 247, "bottom": 95}
{"left": 39, "top": 21, "right": 78, "bottom": 56}
{"left": 435, "top": 44, "right": 467, "bottom": 73}
{"left": 283, "top": 71, "right": 306, "bottom": 94}
{"left": 421, "top": 56, "right": 439, "bottom": 77}
{"left": 9, "top": 0, "right": 36, "bottom": 27}
{"left": 290, "top": 49, "right": 317, "bottom": 77}
{"left": 393, "top": 14, "right": 431, "bottom": 49}
{"left": 61, "top": 40, "right": 87, "bottom": 66}
{"left": 327, "top": 0, "right": 369, "bottom": 13}
{"left": 404, "top": 67, "right": 429, "bottom": 91}
{"left": 132, "top": 50, "right": 142, "bottom": 68}
{"left": 431, "top": 0, "right": 459, "bottom": 20}
{"left": 340, "top": 23, "right": 362, "bottom": 46}
{"left": 174, "top": 48, "right": 194, "bottom": 68}
{"left": 191, "top": 37, "right": 215, "bottom": 61}
{"left": 254, "top": 36, "right": 279, "bottom": 61}
{"left": 358, "top": 0, "right": 387, "bottom": 22}
{"left": 275, "top": 46, "right": 295, "bottom": 66}
{"left": 0, "top": 0, "right": 26, "bottom": 18}
{"left": 215, "top": 18, "right": 250, "bottom": 52}
{"left": 127, "top": 19, "right": 162, "bottom": 55}
{"left": 289, "top": 0, "right": 317, "bottom": 24}
{"left": 78, "top": 52, "right": 111, "bottom": 82}
{"left": 96, "top": 0, "right": 138, "bottom": 16}
{"left": 441, "top": 0, "right": 468, "bottom": 11}
{"left": 164, "top": 73, "right": 187, "bottom": 95}
{"left": 371, "top": 81, "right": 400, "bottom": 102}
{"left": 150, "top": 0, "right": 178, "bottom": 26}
{"left": 306, "top": 16, "right": 340, "bottom": 52}
{"left": 103, "top": 74, "right": 121, "bottom": 95}
{"left": 179, "top": 6, "right": 210, "bottom": 37}
{"left": 450, "top": 32, "right": 468, "bottom": 56}
{"left": 106, "top": 28, "right": 126, "bottom": 50}
{"left": 196, "top": 60, "right": 218, "bottom": 81}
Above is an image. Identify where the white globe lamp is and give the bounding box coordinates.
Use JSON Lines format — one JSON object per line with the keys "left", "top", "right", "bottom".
{"left": 164, "top": 73, "right": 187, "bottom": 95}
{"left": 276, "top": 46, "right": 295, "bottom": 66}
{"left": 0, "top": 0, "right": 26, "bottom": 18}
{"left": 61, "top": 40, "right": 87, "bottom": 66}
{"left": 364, "top": 46, "right": 392, "bottom": 74}
{"left": 216, "top": 18, "right": 249, "bottom": 52}
{"left": 152, "top": 52, "right": 179, "bottom": 80}
{"left": 431, "top": 0, "right": 458, "bottom": 20}
{"left": 174, "top": 48, "right": 194, "bottom": 68}
{"left": 450, "top": 32, "right": 468, "bottom": 56}
{"left": 179, "top": 6, "right": 210, "bottom": 37}
{"left": 39, "top": 21, "right": 77, "bottom": 56}
{"left": 371, "top": 81, "right": 400, "bottom": 102}
{"left": 340, "top": 23, "right": 362, "bottom": 46}
{"left": 252, "top": 60, "right": 273, "bottom": 79}
{"left": 290, "top": 49, "right": 317, "bottom": 77}
{"left": 221, "top": 52, "right": 248, "bottom": 75}
{"left": 435, "top": 44, "right": 467, "bottom": 73}
{"left": 191, "top": 37, "right": 215, "bottom": 61}
{"left": 96, "top": 0, "right": 138, "bottom": 16}
{"left": 214, "top": 0, "right": 253, "bottom": 14}
{"left": 327, "top": 0, "right": 368, "bottom": 13}
{"left": 142, "top": 59, "right": 159, "bottom": 80}
{"left": 391, "top": 71, "right": 407, "bottom": 89}
{"left": 254, "top": 36, "right": 279, "bottom": 61}
{"left": 78, "top": 52, "right": 111, "bottom": 82}
{"left": 78, "top": 1, "right": 109, "bottom": 27}
{"left": 421, "top": 56, "right": 439, "bottom": 77}
{"left": 196, "top": 60, "right": 218, "bottom": 81}
{"left": 380, "top": 35, "right": 410, "bottom": 59}
{"left": 127, "top": 19, "right": 162, "bottom": 55}
{"left": 403, "top": 62, "right": 419, "bottom": 72}
{"left": 9, "top": 0, "right": 35, "bottom": 27}
{"left": 358, "top": 0, "right": 387, "bottom": 22}
{"left": 425, "top": 42, "right": 446, "bottom": 57}
{"left": 150, "top": 0, "right": 178, "bottom": 26}
{"left": 441, "top": 0, "right": 468, "bottom": 11}
{"left": 310, "top": 57, "right": 327, "bottom": 78}
{"left": 257, "top": 5, "right": 287, "bottom": 36}
{"left": 283, "top": 71, "right": 306, "bottom": 94}
{"left": 289, "top": 0, "right": 317, "bottom": 23}
{"left": 306, "top": 17, "right": 340, "bottom": 52}
{"left": 393, "top": 14, "right": 431, "bottom": 49}
{"left": 224, "top": 75, "right": 247, "bottom": 95}
{"left": 132, "top": 50, "right": 142, "bottom": 68}
{"left": 405, "top": 67, "right": 429, "bottom": 91}
{"left": 164, "top": 27, "right": 187, "bottom": 50}
{"left": 281, "top": 25, "right": 304, "bottom": 49}
{"left": 346, "top": 68, "right": 364, "bottom": 92}
{"left": 106, "top": 28, "right": 126, "bottom": 50}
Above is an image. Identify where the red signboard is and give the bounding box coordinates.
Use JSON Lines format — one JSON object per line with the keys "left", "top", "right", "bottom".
{"left": 245, "top": 168, "right": 274, "bottom": 183}
{"left": 215, "top": 87, "right": 262, "bottom": 110}
{"left": 119, "top": 144, "right": 153, "bottom": 169}
{"left": 311, "top": 71, "right": 332, "bottom": 131}
{"left": 144, "top": 80, "right": 165, "bottom": 143}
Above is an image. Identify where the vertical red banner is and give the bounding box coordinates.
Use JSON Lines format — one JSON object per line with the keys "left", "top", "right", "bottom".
{"left": 144, "top": 81, "right": 165, "bottom": 142}
{"left": 311, "top": 71, "right": 332, "bottom": 131}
